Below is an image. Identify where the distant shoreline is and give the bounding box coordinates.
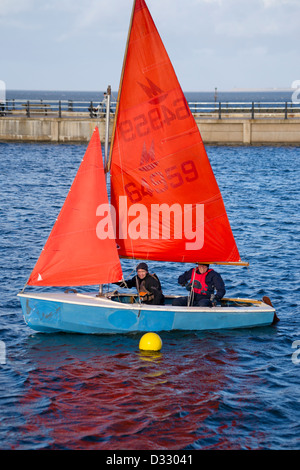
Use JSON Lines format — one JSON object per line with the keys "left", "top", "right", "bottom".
{"left": 4, "top": 89, "right": 295, "bottom": 104}
{"left": 5, "top": 88, "right": 295, "bottom": 93}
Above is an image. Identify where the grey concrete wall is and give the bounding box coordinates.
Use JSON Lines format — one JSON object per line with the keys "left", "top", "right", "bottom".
{"left": 0, "top": 117, "right": 111, "bottom": 143}
{"left": 196, "top": 118, "right": 300, "bottom": 145}
{"left": 0, "top": 116, "right": 300, "bottom": 145}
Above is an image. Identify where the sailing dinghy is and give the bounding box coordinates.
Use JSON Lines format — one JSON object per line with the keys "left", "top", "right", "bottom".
{"left": 18, "top": 0, "right": 277, "bottom": 334}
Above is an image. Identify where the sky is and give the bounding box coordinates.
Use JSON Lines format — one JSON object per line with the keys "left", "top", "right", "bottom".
{"left": 0, "top": 0, "right": 299, "bottom": 92}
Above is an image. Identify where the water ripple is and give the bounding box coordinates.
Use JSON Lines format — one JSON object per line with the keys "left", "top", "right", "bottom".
{"left": 0, "top": 143, "right": 300, "bottom": 449}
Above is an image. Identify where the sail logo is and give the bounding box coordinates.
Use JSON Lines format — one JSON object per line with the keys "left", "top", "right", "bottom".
{"left": 137, "top": 77, "right": 168, "bottom": 105}
{"left": 119, "top": 79, "right": 190, "bottom": 143}
{"left": 96, "top": 196, "right": 204, "bottom": 251}
{"left": 139, "top": 140, "right": 158, "bottom": 171}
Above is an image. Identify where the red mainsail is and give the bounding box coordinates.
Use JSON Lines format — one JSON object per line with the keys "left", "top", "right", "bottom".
{"left": 109, "top": 0, "right": 243, "bottom": 264}
{"left": 28, "top": 127, "right": 123, "bottom": 286}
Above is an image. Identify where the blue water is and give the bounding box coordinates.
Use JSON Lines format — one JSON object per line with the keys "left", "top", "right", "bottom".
{"left": 0, "top": 141, "right": 300, "bottom": 450}
{"left": 6, "top": 89, "right": 294, "bottom": 104}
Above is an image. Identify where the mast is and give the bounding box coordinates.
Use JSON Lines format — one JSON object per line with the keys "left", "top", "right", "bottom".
{"left": 99, "top": 84, "right": 112, "bottom": 296}
{"left": 104, "top": 85, "right": 111, "bottom": 176}
{"left": 106, "top": 0, "right": 137, "bottom": 174}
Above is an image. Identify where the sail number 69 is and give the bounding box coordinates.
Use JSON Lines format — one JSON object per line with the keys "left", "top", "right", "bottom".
{"left": 125, "top": 160, "right": 198, "bottom": 203}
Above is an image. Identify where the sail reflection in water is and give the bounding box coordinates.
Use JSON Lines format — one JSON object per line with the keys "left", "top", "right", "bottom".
{"left": 17, "top": 333, "right": 268, "bottom": 450}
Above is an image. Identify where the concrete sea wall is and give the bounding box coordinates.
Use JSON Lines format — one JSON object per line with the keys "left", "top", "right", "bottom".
{"left": 0, "top": 116, "right": 300, "bottom": 145}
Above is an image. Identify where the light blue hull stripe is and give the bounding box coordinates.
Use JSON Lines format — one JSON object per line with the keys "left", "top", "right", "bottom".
{"left": 18, "top": 293, "right": 276, "bottom": 334}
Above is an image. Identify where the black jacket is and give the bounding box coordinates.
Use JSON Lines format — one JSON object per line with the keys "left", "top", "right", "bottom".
{"left": 116, "top": 273, "right": 164, "bottom": 305}
{"left": 178, "top": 268, "right": 225, "bottom": 301}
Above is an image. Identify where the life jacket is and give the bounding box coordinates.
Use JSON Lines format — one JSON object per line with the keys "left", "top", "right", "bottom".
{"left": 190, "top": 268, "right": 213, "bottom": 296}
{"left": 138, "top": 273, "right": 161, "bottom": 302}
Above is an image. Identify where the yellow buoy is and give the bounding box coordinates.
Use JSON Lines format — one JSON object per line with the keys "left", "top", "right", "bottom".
{"left": 139, "top": 332, "right": 162, "bottom": 351}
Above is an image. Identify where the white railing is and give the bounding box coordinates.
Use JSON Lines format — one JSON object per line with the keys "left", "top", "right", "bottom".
{"left": 188, "top": 101, "right": 300, "bottom": 118}
{"left": 0, "top": 99, "right": 117, "bottom": 118}
{"left": 1, "top": 99, "right": 300, "bottom": 119}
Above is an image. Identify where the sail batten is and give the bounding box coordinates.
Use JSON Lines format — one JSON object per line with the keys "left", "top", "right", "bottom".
{"left": 109, "top": 0, "right": 243, "bottom": 265}
{"left": 119, "top": 256, "right": 248, "bottom": 266}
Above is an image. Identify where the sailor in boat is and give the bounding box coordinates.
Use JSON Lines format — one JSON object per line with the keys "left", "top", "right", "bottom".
{"left": 114, "top": 263, "right": 165, "bottom": 305}
{"left": 172, "top": 263, "right": 225, "bottom": 307}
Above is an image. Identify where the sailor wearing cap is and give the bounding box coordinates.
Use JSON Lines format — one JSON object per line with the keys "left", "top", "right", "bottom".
{"left": 115, "top": 263, "right": 164, "bottom": 305}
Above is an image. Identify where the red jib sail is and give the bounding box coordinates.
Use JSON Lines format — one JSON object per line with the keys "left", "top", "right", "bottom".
{"left": 28, "top": 127, "right": 123, "bottom": 286}
{"left": 109, "top": 0, "right": 244, "bottom": 264}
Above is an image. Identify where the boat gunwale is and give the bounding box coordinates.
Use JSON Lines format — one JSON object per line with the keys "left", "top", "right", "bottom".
{"left": 17, "top": 291, "right": 275, "bottom": 313}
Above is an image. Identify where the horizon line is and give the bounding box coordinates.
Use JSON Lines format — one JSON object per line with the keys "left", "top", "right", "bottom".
{"left": 6, "top": 87, "right": 295, "bottom": 93}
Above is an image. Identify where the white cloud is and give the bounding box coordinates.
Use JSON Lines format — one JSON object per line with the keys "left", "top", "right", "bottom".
{"left": 262, "top": 0, "right": 298, "bottom": 6}
{"left": 39, "top": 0, "right": 130, "bottom": 43}
{"left": 0, "top": 0, "right": 35, "bottom": 16}
{"left": 1, "top": 0, "right": 299, "bottom": 90}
